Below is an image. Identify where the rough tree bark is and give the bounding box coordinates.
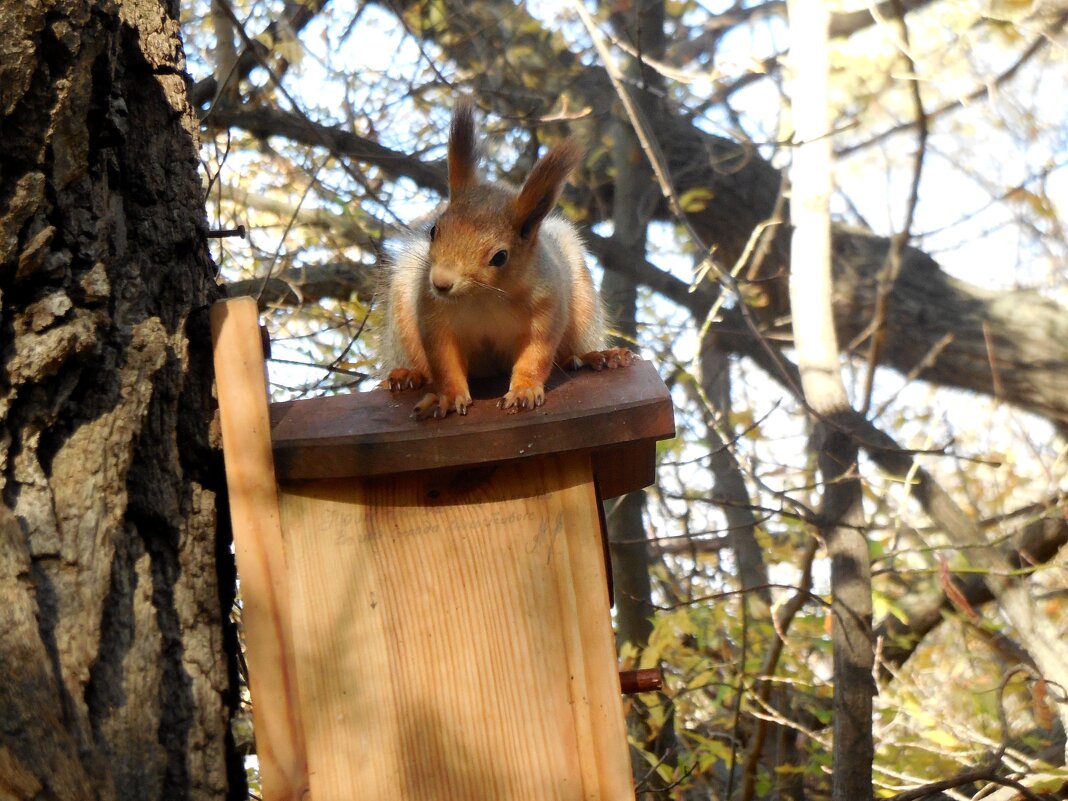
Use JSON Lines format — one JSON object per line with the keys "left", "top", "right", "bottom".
{"left": 0, "top": 0, "right": 240, "bottom": 798}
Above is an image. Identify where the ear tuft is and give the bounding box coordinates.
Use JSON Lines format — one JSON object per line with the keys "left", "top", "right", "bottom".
{"left": 514, "top": 139, "right": 583, "bottom": 239}
{"left": 448, "top": 97, "right": 479, "bottom": 194}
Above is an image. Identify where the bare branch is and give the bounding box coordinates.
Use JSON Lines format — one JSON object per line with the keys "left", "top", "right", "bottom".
{"left": 190, "top": 0, "right": 332, "bottom": 107}
{"left": 876, "top": 504, "right": 1068, "bottom": 676}
{"left": 227, "top": 261, "right": 376, "bottom": 308}
{"left": 204, "top": 105, "right": 449, "bottom": 194}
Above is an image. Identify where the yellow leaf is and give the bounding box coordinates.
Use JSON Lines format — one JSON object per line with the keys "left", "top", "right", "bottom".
{"left": 679, "top": 187, "right": 715, "bottom": 213}
{"left": 687, "top": 669, "right": 716, "bottom": 690}
{"left": 924, "top": 728, "right": 959, "bottom": 749}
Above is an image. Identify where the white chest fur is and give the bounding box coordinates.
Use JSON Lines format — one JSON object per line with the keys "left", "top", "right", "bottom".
{"left": 442, "top": 296, "right": 527, "bottom": 378}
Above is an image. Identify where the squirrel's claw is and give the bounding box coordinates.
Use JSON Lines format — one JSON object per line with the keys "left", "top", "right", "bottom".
{"left": 384, "top": 368, "right": 429, "bottom": 391}
{"left": 570, "top": 348, "right": 637, "bottom": 371}
{"left": 498, "top": 383, "right": 545, "bottom": 413}
{"left": 412, "top": 391, "right": 471, "bottom": 420}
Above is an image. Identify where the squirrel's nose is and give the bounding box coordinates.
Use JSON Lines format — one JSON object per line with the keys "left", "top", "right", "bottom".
{"left": 431, "top": 274, "right": 454, "bottom": 294}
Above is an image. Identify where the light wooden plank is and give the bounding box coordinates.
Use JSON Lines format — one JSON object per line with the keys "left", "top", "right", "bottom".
{"left": 210, "top": 298, "right": 308, "bottom": 801}
{"left": 278, "top": 454, "right": 635, "bottom": 801}
{"left": 547, "top": 467, "right": 635, "bottom": 799}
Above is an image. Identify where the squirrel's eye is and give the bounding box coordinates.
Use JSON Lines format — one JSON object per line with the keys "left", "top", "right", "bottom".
{"left": 429, "top": 224, "right": 438, "bottom": 242}
{"left": 489, "top": 249, "right": 509, "bottom": 268}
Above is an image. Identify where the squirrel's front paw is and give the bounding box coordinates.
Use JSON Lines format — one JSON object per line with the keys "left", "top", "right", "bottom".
{"left": 412, "top": 391, "right": 472, "bottom": 420}
{"left": 498, "top": 382, "right": 545, "bottom": 412}
{"left": 570, "top": 348, "right": 637, "bottom": 371}
{"left": 383, "top": 368, "right": 429, "bottom": 391}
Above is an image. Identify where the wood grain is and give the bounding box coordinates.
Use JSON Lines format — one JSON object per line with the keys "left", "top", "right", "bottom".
{"left": 269, "top": 360, "right": 674, "bottom": 497}
{"left": 210, "top": 298, "right": 309, "bottom": 801}
{"left": 278, "top": 454, "right": 635, "bottom": 800}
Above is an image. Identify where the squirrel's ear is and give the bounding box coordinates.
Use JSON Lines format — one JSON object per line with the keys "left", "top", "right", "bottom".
{"left": 448, "top": 98, "right": 479, "bottom": 194}
{"left": 514, "top": 140, "right": 582, "bottom": 239}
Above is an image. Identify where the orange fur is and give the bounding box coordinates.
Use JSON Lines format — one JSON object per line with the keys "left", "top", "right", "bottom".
{"left": 381, "top": 98, "right": 635, "bottom": 419}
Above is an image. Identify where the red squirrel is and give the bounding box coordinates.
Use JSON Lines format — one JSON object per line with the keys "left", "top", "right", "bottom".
{"left": 381, "top": 98, "right": 633, "bottom": 419}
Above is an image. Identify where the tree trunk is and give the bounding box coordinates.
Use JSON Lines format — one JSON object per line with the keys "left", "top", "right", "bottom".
{"left": 786, "top": 6, "right": 875, "bottom": 794}
{"left": 817, "top": 420, "right": 875, "bottom": 801}
{"left": 0, "top": 1, "right": 240, "bottom": 799}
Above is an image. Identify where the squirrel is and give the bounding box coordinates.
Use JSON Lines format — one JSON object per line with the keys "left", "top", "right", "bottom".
{"left": 380, "top": 98, "right": 634, "bottom": 420}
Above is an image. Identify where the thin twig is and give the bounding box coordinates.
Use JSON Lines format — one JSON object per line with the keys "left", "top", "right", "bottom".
{"left": 570, "top": 2, "right": 711, "bottom": 267}
{"left": 885, "top": 763, "right": 1048, "bottom": 801}
{"left": 573, "top": 0, "right": 811, "bottom": 427}
{"left": 255, "top": 157, "right": 329, "bottom": 301}
{"left": 210, "top": 0, "right": 399, "bottom": 213}
{"left": 859, "top": 0, "right": 928, "bottom": 415}
{"left": 738, "top": 536, "right": 819, "bottom": 801}
{"left": 838, "top": 12, "right": 1066, "bottom": 158}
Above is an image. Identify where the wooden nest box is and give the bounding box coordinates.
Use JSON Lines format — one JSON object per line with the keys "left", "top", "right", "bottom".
{"left": 211, "top": 298, "right": 676, "bottom": 801}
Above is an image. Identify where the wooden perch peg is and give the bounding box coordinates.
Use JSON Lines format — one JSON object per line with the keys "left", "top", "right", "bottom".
{"left": 619, "top": 668, "right": 664, "bottom": 695}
